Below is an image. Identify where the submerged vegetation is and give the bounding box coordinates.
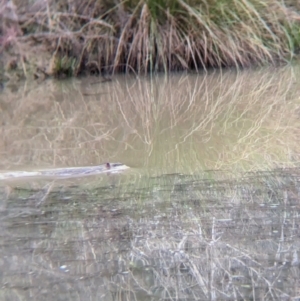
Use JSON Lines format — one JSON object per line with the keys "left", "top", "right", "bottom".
{"left": 1, "top": 168, "right": 300, "bottom": 299}
{"left": 1, "top": 0, "right": 300, "bottom": 78}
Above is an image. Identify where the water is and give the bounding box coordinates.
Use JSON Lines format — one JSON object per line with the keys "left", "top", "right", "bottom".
{"left": 2, "top": 67, "right": 300, "bottom": 174}
{"left": 1, "top": 67, "right": 300, "bottom": 300}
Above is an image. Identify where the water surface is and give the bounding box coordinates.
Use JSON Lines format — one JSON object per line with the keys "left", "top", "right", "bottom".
{"left": 1, "top": 67, "right": 300, "bottom": 300}
{"left": 1, "top": 67, "right": 300, "bottom": 174}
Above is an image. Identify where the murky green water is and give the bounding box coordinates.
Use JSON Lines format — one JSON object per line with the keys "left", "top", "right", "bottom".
{"left": 2, "top": 67, "right": 300, "bottom": 174}
{"left": 1, "top": 67, "right": 300, "bottom": 300}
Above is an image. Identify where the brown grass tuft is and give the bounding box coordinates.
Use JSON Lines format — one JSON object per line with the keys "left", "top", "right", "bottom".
{"left": 1, "top": 0, "right": 300, "bottom": 78}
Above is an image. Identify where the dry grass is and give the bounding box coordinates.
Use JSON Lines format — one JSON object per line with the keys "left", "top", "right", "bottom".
{"left": 1, "top": 0, "right": 300, "bottom": 77}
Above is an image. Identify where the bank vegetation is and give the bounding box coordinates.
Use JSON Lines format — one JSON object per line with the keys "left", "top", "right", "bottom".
{"left": 1, "top": 0, "right": 300, "bottom": 80}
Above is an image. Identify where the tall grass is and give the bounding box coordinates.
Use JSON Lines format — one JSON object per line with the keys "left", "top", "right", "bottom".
{"left": 1, "top": 0, "right": 300, "bottom": 77}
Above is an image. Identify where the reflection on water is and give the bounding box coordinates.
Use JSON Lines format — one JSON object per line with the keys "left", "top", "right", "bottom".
{"left": 1, "top": 67, "right": 300, "bottom": 300}
{"left": 1, "top": 66, "right": 300, "bottom": 174}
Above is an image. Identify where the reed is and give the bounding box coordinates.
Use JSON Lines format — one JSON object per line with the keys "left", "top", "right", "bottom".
{"left": 1, "top": 0, "right": 300, "bottom": 77}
